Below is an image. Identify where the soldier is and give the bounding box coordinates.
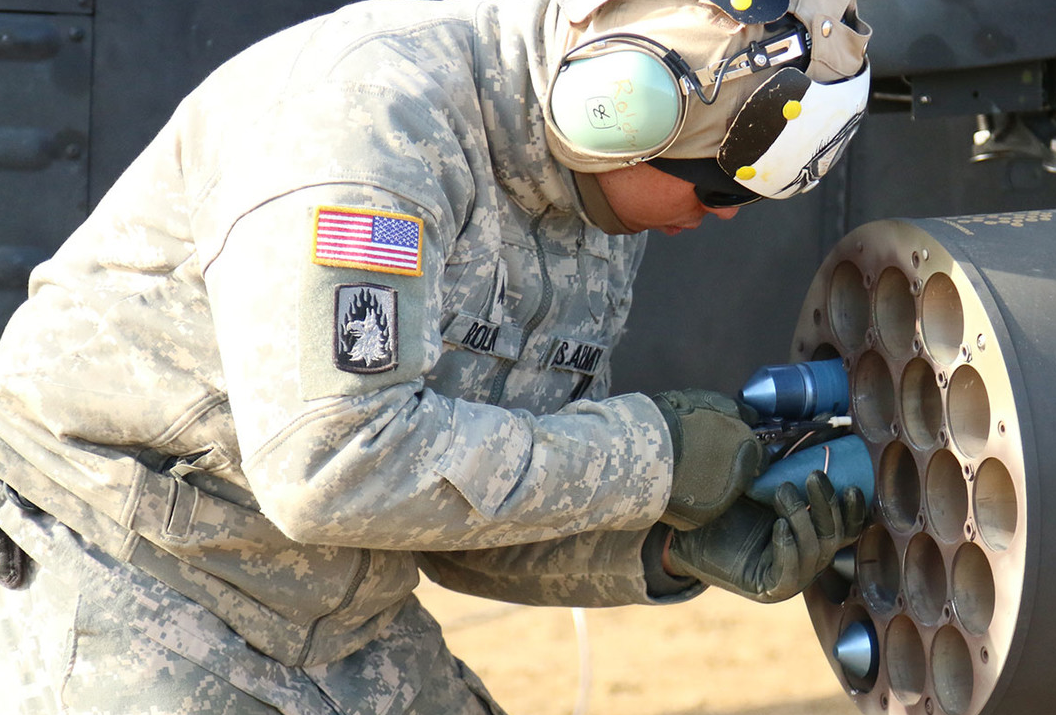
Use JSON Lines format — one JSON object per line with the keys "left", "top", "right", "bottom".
{"left": 0, "top": 0, "right": 871, "bottom": 712}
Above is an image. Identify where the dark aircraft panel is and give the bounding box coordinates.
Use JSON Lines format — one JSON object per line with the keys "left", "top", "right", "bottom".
{"left": 859, "top": 0, "right": 1056, "bottom": 77}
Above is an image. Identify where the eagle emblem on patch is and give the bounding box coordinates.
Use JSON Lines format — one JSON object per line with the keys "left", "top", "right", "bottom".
{"left": 334, "top": 284, "right": 397, "bottom": 373}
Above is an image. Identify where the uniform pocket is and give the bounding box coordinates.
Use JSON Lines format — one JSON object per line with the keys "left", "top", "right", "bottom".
{"left": 132, "top": 472, "right": 366, "bottom": 625}
{"left": 577, "top": 239, "right": 611, "bottom": 324}
{"left": 807, "top": 11, "right": 872, "bottom": 83}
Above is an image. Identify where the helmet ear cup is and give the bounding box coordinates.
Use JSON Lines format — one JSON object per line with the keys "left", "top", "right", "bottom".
{"left": 548, "top": 47, "right": 685, "bottom": 158}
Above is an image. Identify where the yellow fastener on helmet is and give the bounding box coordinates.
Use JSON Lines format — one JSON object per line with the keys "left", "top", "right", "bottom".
{"left": 783, "top": 100, "right": 802, "bottom": 120}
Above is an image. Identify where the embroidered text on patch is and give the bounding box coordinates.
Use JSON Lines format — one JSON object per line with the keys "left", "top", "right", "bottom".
{"left": 546, "top": 337, "right": 606, "bottom": 376}
{"left": 313, "top": 206, "right": 423, "bottom": 276}
{"left": 334, "top": 284, "right": 397, "bottom": 373}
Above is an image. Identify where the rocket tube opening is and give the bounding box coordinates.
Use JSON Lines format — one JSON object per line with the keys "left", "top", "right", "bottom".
{"left": 875, "top": 267, "right": 916, "bottom": 359}
{"left": 926, "top": 449, "right": 969, "bottom": 544}
{"left": 901, "top": 357, "right": 943, "bottom": 449}
{"left": 904, "top": 533, "right": 947, "bottom": 625}
{"left": 878, "top": 441, "right": 921, "bottom": 532}
{"left": 857, "top": 524, "right": 900, "bottom": 613}
{"left": 921, "top": 273, "right": 964, "bottom": 365}
{"left": 974, "top": 458, "right": 1017, "bottom": 551}
{"left": 932, "top": 626, "right": 975, "bottom": 715}
{"left": 886, "top": 615, "right": 927, "bottom": 705}
{"left": 951, "top": 543, "right": 995, "bottom": 635}
{"left": 947, "top": 365, "right": 990, "bottom": 459}
{"left": 853, "top": 351, "right": 896, "bottom": 442}
{"left": 829, "top": 261, "right": 869, "bottom": 351}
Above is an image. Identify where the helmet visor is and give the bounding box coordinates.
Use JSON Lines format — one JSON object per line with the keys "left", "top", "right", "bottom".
{"left": 648, "top": 157, "right": 763, "bottom": 208}
{"left": 717, "top": 63, "right": 871, "bottom": 200}
{"left": 651, "top": 62, "right": 870, "bottom": 206}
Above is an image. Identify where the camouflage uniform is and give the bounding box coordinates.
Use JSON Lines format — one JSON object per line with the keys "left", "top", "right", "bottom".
{"left": 0, "top": 0, "right": 691, "bottom": 712}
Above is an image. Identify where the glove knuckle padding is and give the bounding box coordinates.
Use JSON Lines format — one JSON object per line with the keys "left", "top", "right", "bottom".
{"left": 668, "top": 411, "right": 761, "bottom": 528}
{"left": 683, "top": 388, "right": 738, "bottom": 415}
{"left": 653, "top": 389, "right": 764, "bottom": 530}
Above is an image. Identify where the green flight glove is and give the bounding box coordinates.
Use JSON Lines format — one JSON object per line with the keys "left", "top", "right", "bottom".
{"left": 666, "top": 470, "right": 866, "bottom": 603}
{"left": 652, "top": 388, "right": 767, "bottom": 530}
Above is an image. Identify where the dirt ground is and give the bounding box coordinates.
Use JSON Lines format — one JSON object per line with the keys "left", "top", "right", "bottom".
{"left": 417, "top": 578, "right": 860, "bottom": 715}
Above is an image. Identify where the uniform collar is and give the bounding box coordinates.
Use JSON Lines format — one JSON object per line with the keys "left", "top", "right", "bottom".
{"left": 474, "top": 0, "right": 625, "bottom": 233}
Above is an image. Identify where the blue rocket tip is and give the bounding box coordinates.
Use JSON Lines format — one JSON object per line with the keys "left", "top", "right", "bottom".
{"left": 739, "top": 368, "right": 778, "bottom": 416}
{"left": 833, "top": 621, "right": 878, "bottom": 680}
{"left": 832, "top": 547, "right": 856, "bottom": 581}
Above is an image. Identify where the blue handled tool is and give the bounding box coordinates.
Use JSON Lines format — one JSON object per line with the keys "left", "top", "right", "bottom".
{"left": 746, "top": 434, "right": 874, "bottom": 505}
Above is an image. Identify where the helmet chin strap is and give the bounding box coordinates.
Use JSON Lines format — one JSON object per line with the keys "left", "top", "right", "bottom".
{"left": 572, "top": 172, "right": 635, "bottom": 235}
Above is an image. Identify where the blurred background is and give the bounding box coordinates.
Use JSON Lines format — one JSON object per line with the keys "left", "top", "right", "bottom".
{"left": 3, "top": 1, "right": 1056, "bottom": 713}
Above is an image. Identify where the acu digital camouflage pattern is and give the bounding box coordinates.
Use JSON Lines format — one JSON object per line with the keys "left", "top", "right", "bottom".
{"left": 0, "top": 503, "right": 499, "bottom": 714}
{"left": 0, "top": 0, "right": 684, "bottom": 712}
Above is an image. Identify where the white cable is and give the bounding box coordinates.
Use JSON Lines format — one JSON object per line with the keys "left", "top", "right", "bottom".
{"left": 571, "top": 607, "right": 592, "bottom": 715}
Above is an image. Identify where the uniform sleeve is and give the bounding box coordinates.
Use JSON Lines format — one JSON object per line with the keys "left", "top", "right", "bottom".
{"left": 417, "top": 527, "right": 704, "bottom": 607}
{"left": 202, "top": 182, "right": 672, "bottom": 552}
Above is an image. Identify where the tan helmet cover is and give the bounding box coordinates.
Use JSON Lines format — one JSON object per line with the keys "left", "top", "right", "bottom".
{"left": 544, "top": 0, "right": 871, "bottom": 173}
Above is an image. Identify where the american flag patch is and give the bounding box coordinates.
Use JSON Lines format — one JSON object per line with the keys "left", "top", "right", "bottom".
{"left": 312, "top": 206, "right": 424, "bottom": 276}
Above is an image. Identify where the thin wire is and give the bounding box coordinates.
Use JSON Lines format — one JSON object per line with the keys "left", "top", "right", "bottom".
{"left": 784, "top": 429, "right": 817, "bottom": 458}
{"left": 689, "top": 48, "right": 749, "bottom": 106}
{"left": 571, "top": 607, "right": 592, "bottom": 715}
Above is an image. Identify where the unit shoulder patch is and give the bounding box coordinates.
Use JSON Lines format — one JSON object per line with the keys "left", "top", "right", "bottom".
{"left": 313, "top": 206, "right": 423, "bottom": 277}
{"left": 334, "top": 284, "right": 398, "bottom": 373}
